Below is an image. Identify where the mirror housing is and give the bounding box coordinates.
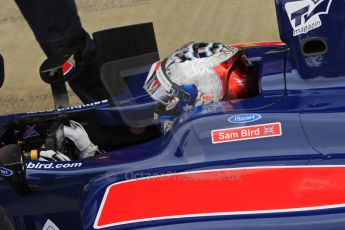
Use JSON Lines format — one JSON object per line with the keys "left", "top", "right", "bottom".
{"left": 0, "top": 54, "right": 4, "bottom": 88}
{"left": 0, "top": 145, "right": 32, "bottom": 195}
{"left": 40, "top": 47, "right": 81, "bottom": 109}
{"left": 40, "top": 47, "right": 79, "bottom": 85}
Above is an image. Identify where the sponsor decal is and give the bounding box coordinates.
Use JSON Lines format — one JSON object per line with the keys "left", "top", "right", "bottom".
{"left": 228, "top": 113, "right": 262, "bottom": 124}
{"left": 0, "top": 166, "right": 13, "bottom": 177}
{"left": 212, "top": 122, "right": 282, "bottom": 144}
{"left": 202, "top": 94, "right": 216, "bottom": 101}
{"left": 156, "top": 67, "right": 172, "bottom": 91}
{"left": 26, "top": 99, "right": 109, "bottom": 114}
{"left": 43, "top": 219, "right": 60, "bottom": 230}
{"left": 23, "top": 125, "right": 39, "bottom": 140}
{"left": 285, "top": 0, "right": 333, "bottom": 36}
{"left": 25, "top": 161, "right": 83, "bottom": 170}
{"left": 94, "top": 165, "right": 345, "bottom": 229}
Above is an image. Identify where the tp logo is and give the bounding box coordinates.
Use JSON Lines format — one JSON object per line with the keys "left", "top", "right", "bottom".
{"left": 285, "top": 0, "right": 333, "bottom": 36}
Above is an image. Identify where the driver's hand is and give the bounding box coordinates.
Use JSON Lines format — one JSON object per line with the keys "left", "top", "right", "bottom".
{"left": 63, "top": 120, "right": 98, "bottom": 158}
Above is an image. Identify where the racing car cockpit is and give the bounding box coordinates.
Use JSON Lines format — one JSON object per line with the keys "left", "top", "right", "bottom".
{"left": 10, "top": 42, "right": 262, "bottom": 163}
{"left": 13, "top": 51, "right": 163, "bottom": 162}
{"left": 0, "top": 22, "right": 287, "bottom": 200}
{"left": 0, "top": 22, "right": 278, "bottom": 172}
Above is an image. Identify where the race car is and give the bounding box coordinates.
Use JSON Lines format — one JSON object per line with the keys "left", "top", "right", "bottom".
{"left": 1, "top": 0, "right": 345, "bottom": 229}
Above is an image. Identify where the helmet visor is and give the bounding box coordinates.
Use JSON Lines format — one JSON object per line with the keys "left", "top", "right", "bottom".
{"left": 144, "top": 62, "right": 173, "bottom": 105}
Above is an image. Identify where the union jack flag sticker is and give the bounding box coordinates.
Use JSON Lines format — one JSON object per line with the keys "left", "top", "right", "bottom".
{"left": 264, "top": 125, "right": 275, "bottom": 135}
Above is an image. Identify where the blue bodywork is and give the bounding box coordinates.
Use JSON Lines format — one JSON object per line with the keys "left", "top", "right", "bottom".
{"left": 1, "top": 0, "right": 345, "bottom": 229}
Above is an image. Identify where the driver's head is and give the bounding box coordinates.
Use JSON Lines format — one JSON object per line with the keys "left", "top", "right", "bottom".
{"left": 144, "top": 42, "right": 258, "bottom": 114}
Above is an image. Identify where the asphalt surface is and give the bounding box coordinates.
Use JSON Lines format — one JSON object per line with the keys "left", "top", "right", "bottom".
{"left": 0, "top": 0, "right": 280, "bottom": 114}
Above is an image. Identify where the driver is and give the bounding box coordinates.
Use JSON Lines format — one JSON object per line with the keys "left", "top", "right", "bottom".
{"left": 144, "top": 42, "right": 258, "bottom": 133}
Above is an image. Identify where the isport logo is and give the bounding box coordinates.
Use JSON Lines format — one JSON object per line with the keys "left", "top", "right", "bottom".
{"left": 26, "top": 161, "right": 83, "bottom": 169}
{"left": 285, "top": 0, "right": 333, "bottom": 36}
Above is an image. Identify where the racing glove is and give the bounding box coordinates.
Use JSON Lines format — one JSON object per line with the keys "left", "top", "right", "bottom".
{"left": 63, "top": 120, "right": 99, "bottom": 158}
{"left": 39, "top": 120, "right": 98, "bottom": 161}
{"left": 39, "top": 150, "right": 71, "bottom": 161}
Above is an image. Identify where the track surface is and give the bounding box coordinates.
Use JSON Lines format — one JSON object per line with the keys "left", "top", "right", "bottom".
{"left": 0, "top": 0, "right": 279, "bottom": 114}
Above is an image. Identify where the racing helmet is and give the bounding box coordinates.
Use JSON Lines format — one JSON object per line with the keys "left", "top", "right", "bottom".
{"left": 144, "top": 42, "right": 258, "bottom": 113}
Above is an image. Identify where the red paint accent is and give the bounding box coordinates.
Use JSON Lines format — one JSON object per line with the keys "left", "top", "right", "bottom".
{"left": 232, "top": 41, "right": 286, "bottom": 48}
{"left": 153, "top": 61, "right": 162, "bottom": 72}
{"left": 96, "top": 166, "right": 345, "bottom": 228}
{"left": 62, "top": 61, "right": 74, "bottom": 76}
{"left": 213, "top": 50, "right": 242, "bottom": 99}
{"left": 212, "top": 122, "right": 282, "bottom": 144}
{"left": 150, "top": 79, "right": 160, "bottom": 90}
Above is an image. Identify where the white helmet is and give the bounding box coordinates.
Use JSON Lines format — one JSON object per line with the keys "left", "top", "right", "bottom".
{"left": 144, "top": 42, "right": 256, "bottom": 113}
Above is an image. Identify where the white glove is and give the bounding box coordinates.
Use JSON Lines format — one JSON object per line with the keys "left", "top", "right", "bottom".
{"left": 39, "top": 150, "right": 71, "bottom": 161}
{"left": 63, "top": 120, "right": 98, "bottom": 158}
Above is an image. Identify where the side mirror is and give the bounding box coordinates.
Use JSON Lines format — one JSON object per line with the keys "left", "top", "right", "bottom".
{"left": 0, "top": 145, "right": 32, "bottom": 195}
{"left": 0, "top": 54, "right": 4, "bottom": 88}
{"left": 40, "top": 47, "right": 81, "bottom": 109}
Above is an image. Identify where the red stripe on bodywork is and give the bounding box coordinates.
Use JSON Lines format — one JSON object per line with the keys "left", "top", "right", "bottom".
{"left": 232, "top": 41, "right": 286, "bottom": 48}
{"left": 95, "top": 166, "right": 345, "bottom": 228}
